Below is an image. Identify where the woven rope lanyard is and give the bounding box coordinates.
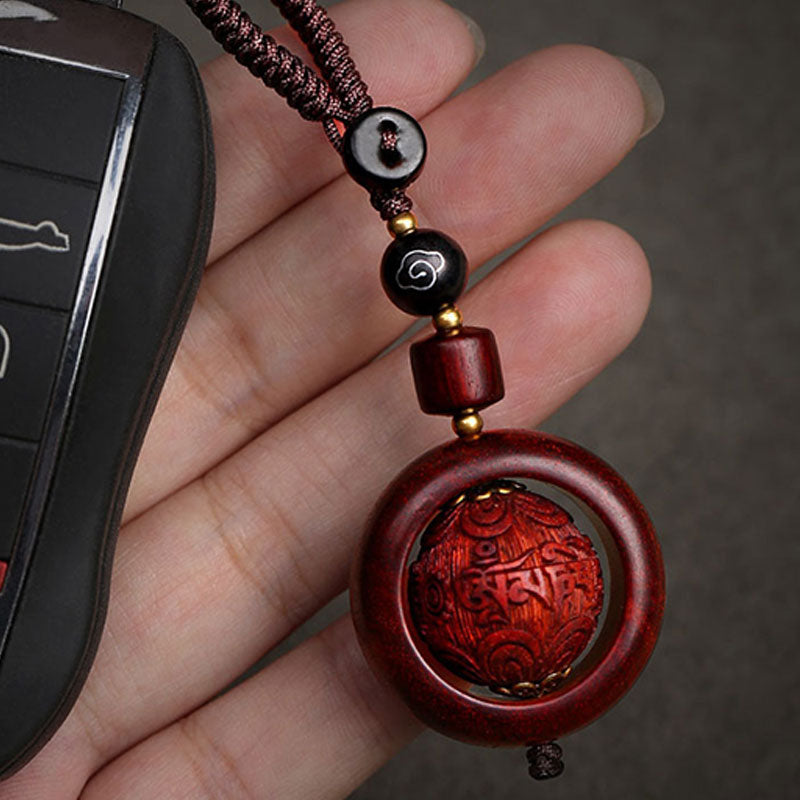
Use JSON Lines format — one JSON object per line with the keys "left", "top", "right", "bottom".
{"left": 185, "top": 0, "right": 414, "bottom": 219}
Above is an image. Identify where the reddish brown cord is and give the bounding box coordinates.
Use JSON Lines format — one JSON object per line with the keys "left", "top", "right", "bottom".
{"left": 186, "top": 0, "right": 414, "bottom": 219}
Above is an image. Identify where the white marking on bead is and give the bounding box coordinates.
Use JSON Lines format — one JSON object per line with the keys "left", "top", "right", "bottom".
{"left": 396, "top": 249, "right": 445, "bottom": 291}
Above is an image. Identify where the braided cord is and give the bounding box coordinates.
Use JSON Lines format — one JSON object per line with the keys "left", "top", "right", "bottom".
{"left": 185, "top": 0, "right": 412, "bottom": 217}
{"left": 275, "top": 0, "right": 372, "bottom": 121}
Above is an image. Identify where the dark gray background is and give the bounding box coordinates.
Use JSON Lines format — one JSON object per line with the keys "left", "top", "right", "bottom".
{"left": 124, "top": 1, "right": 799, "bottom": 797}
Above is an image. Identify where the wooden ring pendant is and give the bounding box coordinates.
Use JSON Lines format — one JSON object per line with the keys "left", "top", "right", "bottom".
{"left": 351, "top": 429, "right": 665, "bottom": 745}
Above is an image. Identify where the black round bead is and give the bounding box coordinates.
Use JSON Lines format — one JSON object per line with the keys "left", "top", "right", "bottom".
{"left": 381, "top": 229, "right": 467, "bottom": 316}
{"left": 343, "top": 107, "right": 427, "bottom": 192}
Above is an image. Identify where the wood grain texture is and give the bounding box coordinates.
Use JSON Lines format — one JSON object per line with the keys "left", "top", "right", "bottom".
{"left": 409, "top": 327, "right": 504, "bottom": 415}
{"left": 350, "top": 429, "right": 665, "bottom": 746}
{"left": 409, "top": 485, "right": 604, "bottom": 697}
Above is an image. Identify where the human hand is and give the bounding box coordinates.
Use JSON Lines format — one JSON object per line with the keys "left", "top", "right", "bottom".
{"left": 1, "top": 1, "right": 654, "bottom": 796}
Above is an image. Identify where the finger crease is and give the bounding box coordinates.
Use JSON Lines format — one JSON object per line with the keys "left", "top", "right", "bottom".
{"left": 199, "top": 462, "right": 324, "bottom": 630}
{"left": 176, "top": 285, "right": 279, "bottom": 441}
{"left": 72, "top": 687, "right": 128, "bottom": 773}
{"left": 315, "top": 623, "right": 400, "bottom": 757}
{"left": 176, "top": 713, "right": 257, "bottom": 800}
{"left": 202, "top": 277, "right": 287, "bottom": 430}
{"left": 170, "top": 301, "right": 257, "bottom": 436}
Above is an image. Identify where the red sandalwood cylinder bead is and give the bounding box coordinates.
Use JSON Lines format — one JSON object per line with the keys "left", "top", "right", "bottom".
{"left": 409, "top": 483, "right": 604, "bottom": 697}
{"left": 410, "top": 327, "right": 504, "bottom": 415}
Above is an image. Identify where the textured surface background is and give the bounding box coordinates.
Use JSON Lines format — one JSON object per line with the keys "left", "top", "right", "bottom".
{"left": 124, "top": 1, "right": 799, "bottom": 797}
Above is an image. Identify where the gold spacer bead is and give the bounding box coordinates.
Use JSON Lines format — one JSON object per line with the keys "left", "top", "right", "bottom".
{"left": 452, "top": 410, "right": 484, "bottom": 439}
{"left": 432, "top": 304, "right": 463, "bottom": 336}
{"left": 387, "top": 211, "right": 418, "bottom": 238}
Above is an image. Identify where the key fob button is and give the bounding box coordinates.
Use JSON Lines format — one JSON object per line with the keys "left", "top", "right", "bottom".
{"left": 0, "top": 163, "right": 99, "bottom": 310}
{"left": 0, "top": 437, "right": 37, "bottom": 567}
{"left": 0, "top": 51, "right": 122, "bottom": 184}
{"left": 0, "top": 299, "right": 68, "bottom": 441}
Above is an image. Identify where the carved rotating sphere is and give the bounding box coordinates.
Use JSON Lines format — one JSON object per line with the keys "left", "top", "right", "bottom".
{"left": 409, "top": 483, "right": 603, "bottom": 698}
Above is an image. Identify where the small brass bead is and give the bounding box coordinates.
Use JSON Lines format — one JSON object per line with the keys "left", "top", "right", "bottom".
{"left": 387, "top": 211, "right": 418, "bottom": 238}
{"left": 452, "top": 410, "right": 484, "bottom": 439}
{"left": 432, "top": 305, "right": 463, "bottom": 336}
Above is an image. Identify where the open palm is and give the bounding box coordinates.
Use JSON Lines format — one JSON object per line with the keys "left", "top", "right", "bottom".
{"left": 1, "top": 1, "right": 652, "bottom": 797}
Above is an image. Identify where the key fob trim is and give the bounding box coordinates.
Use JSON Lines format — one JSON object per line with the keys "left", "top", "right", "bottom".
{"left": 0, "top": 6, "right": 151, "bottom": 655}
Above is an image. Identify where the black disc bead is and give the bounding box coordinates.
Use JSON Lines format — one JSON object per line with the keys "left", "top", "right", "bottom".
{"left": 343, "top": 107, "right": 427, "bottom": 192}
{"left": 381, "top": 229, "right": 467, "bottom": 316}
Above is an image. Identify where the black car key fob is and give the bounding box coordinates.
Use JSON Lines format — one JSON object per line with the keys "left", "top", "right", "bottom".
{"left": 0, "top": 0, "right": 214, "bottom": 777}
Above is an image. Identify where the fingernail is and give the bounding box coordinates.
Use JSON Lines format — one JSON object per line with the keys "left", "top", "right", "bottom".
{"left": 616, "top": 57, "right": 664, "bottom": 138}
{"left": 455, "top": 9, "right": 486, "bottom": 67}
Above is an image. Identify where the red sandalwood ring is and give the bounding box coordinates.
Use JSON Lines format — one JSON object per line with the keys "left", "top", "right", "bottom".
{"left": 350, "top": 430, "right": 665, "bottom": 746}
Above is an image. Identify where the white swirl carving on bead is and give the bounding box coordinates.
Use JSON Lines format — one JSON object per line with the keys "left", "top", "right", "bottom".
{"left": 396, "top": 249, "right": 445, "bottom": 291}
